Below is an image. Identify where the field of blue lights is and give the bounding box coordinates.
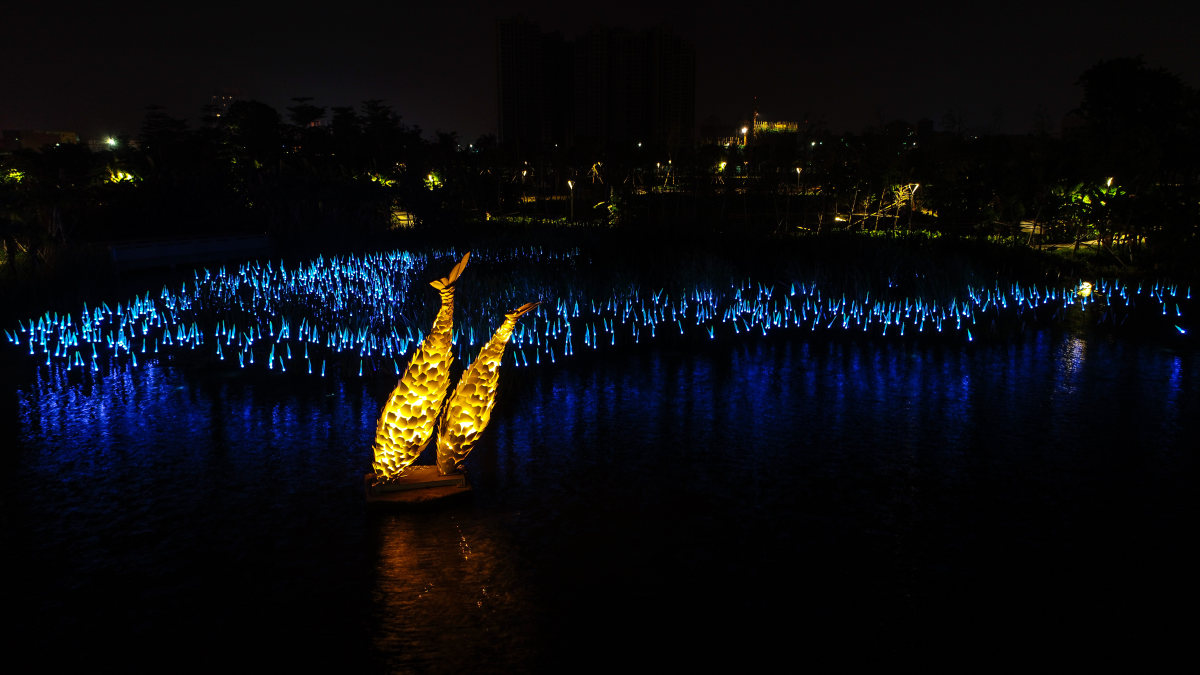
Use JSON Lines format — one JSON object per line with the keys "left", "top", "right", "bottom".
{"left": 4, "top": 247, "right": 1192, "bottom": 378}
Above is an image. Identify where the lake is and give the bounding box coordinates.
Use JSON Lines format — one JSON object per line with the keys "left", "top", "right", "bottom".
{"left": 3, "top": 322, "right": 1196, "bottom": 671}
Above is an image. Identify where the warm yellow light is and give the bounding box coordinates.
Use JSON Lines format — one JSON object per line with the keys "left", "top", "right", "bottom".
{"left": 389, "top": 207, "right": 415, "bottom": 229}
{"left": 1106, "top": 177, "right": 1113, "bottom": 187}
{"left": 741, "top": 126, "right": 748, "bottom": 135}
{"left": 371, "top": 260, "right": 540, "bottom": 481}
{"left": 105, "top": 137, "right": 118, "bottom": 148}
{"left": 567, "top": 180, "right": 574, "bottom": 190}
{"left": 372, "top": 253, "right": 470, "bottom": 481}
{"left": 1078, "top": 281, "right": 1093, "bottom": 298}
{"left": 435, "top": 301, "right": 539, "bottom": 475}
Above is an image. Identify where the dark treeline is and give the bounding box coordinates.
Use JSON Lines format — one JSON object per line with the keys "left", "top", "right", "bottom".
{"left": 2, "top": 57, "right": 1198, "bottom": 288}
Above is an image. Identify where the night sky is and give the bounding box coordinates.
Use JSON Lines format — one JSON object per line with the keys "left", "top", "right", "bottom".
{"left": 5, "top": 0, "right": 1199, "bottom": 142}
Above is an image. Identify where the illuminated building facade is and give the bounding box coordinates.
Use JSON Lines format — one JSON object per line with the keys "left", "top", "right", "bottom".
{"left": 754, "top": 120, "right": 799, "bottom": 134}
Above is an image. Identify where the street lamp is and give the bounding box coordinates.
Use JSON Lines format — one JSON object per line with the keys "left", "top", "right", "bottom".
{"left": 741, "top": 126, "right": 748, "bottom": 146}
{"left": 567, "top": 180, "right": 575, "bottom": 221}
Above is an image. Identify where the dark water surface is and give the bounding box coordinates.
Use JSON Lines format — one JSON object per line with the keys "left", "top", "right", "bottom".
{"left": 3, "top": 329, "right": 1197, "bottom": 671}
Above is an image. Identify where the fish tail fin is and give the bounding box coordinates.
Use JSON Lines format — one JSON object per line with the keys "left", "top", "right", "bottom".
{"left": 506, "top": 301, "right": 540, "bottom": 320}
{"left": 430, "top": 252, "right": 471, "bottom": 290}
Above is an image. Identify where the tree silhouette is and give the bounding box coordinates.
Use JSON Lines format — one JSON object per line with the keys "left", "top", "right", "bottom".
{"left": 1069, "top": 59, "right": 1198, "bottom": 252}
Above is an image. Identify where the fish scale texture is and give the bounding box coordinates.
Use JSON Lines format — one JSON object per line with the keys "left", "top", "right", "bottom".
{"left": 436, "top": 304, "right": 535, "bottom": 474}
{"left": 372, "top": 285, "right": 456, "bottom": 479}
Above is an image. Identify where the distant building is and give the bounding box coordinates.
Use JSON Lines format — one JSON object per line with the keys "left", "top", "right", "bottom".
{"left": 573, "top": 26, "right": 694, "bottom": 149}
{"left": 497, "top": 18, "right": 695, "bottom": 152}
{"left": 210, "top": 93, "right": 236, "bottom": 119}
{"left": 754, "top": 119, "right": 799, "bottom": 134}
{"left": 496, "top": 17, "right": 572, "bottom": 155}
{"left": 700, "top": 106, "right": 806, "bottom": 147}
{"left": 1, "top": 129, "right": 79, "bottom": 152}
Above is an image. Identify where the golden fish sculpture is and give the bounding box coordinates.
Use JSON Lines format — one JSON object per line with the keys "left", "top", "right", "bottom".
{"left": 435, "top": 301, "right": 540, "bottom": 475}
{"left": 371, "top": 252, "right": 470, "bottom": 481}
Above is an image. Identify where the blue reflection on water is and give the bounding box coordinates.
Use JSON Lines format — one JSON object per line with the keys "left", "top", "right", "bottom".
{"left": 3, "top": 328, "right": 1198, "bottom": 670}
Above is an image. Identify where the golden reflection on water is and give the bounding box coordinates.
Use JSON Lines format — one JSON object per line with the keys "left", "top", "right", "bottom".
{"left": 1055, "top": 335, "right": 1087, "bottom": 396}
{"left": 370, "top": 511, "right": 537, "bottom": 671}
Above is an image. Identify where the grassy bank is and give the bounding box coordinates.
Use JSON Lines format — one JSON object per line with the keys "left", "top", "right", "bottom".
{"left": 2, "top": 221, "right": 1193, "bottom": 330}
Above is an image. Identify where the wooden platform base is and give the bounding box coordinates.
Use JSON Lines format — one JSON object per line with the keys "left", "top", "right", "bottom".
{"left": 364, "top": 466, "right": 471, "bottom": 507}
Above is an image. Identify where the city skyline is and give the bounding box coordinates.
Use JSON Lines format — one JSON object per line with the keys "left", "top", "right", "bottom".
{"left": 4, "top": 1, "right": 1200, "bottom": 142}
